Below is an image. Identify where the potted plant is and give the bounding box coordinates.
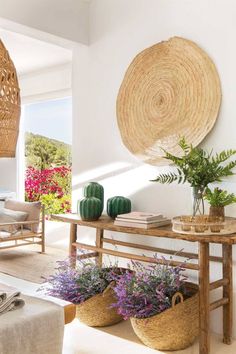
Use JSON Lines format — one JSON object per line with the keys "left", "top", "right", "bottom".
{"left": 111, "top": 257, "right": 199, "bottom": 351}
{"left": 203, "top": 187, "right": 236, "bottom": 232}
{"left": 204, "top": 187, "right": 236, "bottom": 219}
{"left": 151, "top": 138, "right": 236, "bottom": 216}
{"left": 40, "top": 258, "right": 127, "bottom": 327}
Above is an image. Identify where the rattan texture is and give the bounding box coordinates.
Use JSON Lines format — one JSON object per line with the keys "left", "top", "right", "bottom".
{"left": 0, "top": 39, "right": 21, "bottom": 158}
{"left": 76, "top": 287, "right": 122, "bottom": 327}
{"left": 131, "top": 290, "right": 199, "bottom": 351}
{"left": 116, "top": 37, "right": 221, "bottom": 165}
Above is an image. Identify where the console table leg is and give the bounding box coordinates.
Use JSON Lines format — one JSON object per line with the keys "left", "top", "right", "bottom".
{"left": 69, "top": 223, "right": 77, "bottom": 265}
{"left": 223, "top": 244, "right": 233, "bottom": 345}
{"left": 199, "top": 242, "right": 210, "bottom": 354}
{"left": 96, "top": 228, "right": 103, "bottom": 266}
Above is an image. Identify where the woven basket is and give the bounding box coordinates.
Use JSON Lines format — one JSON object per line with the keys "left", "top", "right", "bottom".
{"left": 76, "top": 284, "right": 122, "bottom": 327}
{"left": 130, "top": 286, "right": 199, "bottom": 351}
{"left": 116, "top": 37, "right": 221, "bottom": 165}
{"left": 0, "top": 39, "right": 21, "bottom": 157}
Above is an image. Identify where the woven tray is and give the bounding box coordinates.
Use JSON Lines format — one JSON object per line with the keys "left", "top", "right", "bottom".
{"left": 172, "top": 216, "right": 236, "bottom": 235}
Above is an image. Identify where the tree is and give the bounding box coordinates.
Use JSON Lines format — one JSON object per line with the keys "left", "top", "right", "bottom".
{"left": 25, "top": 132, "right": 71, "bottom": 170}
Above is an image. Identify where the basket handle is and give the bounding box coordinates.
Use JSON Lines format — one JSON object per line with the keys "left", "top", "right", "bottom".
{"left": 172, "top": 292, "right": 184, "bottom": 308}
{"left": 102, "top": 281, "right": 115, "bottom": 296}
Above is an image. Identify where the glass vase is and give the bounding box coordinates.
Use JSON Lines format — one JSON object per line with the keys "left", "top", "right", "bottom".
{"left": 192, "top": 186, "right": 205, "bottom": 216}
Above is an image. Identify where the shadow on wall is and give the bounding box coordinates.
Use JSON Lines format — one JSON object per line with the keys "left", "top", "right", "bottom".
{"left": 128, "top": 182, "right": 192, "bottom": 218}
{"left": 72, "top": 161, "right": 141, "bottom": 192}
{"left": 72, "top": 159, "right": 195, "bottom": 217}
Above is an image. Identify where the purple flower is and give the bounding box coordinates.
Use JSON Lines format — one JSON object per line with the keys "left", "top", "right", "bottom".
{"left": 39, "top": 258, "right": 124, "bottom": 304}
{"left": 111, "top": 255, "right": 186, "bottom": 320}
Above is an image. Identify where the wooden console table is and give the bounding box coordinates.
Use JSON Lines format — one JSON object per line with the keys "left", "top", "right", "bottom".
{"left": 52, "top": 213, "right": 236, "bottom": 354}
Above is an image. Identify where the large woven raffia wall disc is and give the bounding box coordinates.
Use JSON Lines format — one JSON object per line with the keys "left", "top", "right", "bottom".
{"left": 0, "top": 39, "right": 21, "bottom": 158}
{"left": 116, "top": 37, "right": 221, "bottom": 165}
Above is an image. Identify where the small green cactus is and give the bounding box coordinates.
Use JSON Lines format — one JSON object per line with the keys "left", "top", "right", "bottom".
{"left": 84, "top": 182, "right": 104, "bottom": 213}
{"left": 79, "top": 197, "right": 102, "bottom": 221}
{"left": 107, "top": 196, "right": 131, "bottom": 219}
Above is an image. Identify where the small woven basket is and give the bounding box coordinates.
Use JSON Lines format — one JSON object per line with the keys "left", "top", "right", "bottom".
{"left": 131, "top": 285, "right": 199, "bottom": 351}
{"left": 76, "top": 283, "right": 122, "bottom": 327}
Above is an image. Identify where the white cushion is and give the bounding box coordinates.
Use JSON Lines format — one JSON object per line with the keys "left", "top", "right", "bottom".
{"left": 0, "top": 208, "right": 28, "bottom": 221}
{"left": 4, "top": 200, "right": 41, "bottom": 232}
{"left": 0, "top": 208, "right": 28, "bottom": 233}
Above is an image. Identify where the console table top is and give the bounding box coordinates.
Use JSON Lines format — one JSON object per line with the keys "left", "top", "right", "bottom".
{"left": 52, "top": 213, "right": 236, "bottom": 244}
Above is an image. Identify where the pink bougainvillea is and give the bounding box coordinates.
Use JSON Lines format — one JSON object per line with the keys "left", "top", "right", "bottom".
{"left": 25, "top": 166, "right": 71, "bottom": 215}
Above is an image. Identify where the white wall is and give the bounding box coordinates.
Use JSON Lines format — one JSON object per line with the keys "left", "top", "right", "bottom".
{"left": 0, "top": 0, "right": 89, "bottom": 44}
{"left": 20, "top": 63, "right": 72, "bottom": 104}
{"left": 0, "top": 159, "right": 17, "bottom": 192}
{"left": 72, "top": 0, "right": 236, "bottom": 336}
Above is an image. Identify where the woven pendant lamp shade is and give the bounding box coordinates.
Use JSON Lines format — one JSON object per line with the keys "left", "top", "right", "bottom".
{"left": 0, "top": 39, "right": 21, "bottom": 158}
{"left": 116, "top": 37, "right": 221, "bottom": 165}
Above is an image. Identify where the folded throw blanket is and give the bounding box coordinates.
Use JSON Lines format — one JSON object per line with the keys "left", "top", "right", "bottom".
{"left": 0, "top": 291, "right": 25, "bottom": 315}
{"left": 0, "top": 284, "right": 64, "bottom": 354}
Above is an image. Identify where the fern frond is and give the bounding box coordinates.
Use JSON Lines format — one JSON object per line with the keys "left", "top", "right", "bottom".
{"left": 152, "top": 137, "right": 236, "bottom": 187}
{"left": 178, "top": 137, "right": 191, "bottom": 154}
{"left": 164, "top": 152, "right": 185, "bottom": 167}
{"left": 217, "top": 160, "right": 236, "bottom": 178}
{"left": 212, "top": 150, "right": 236, "bottom": 164}
{"left": 151, "top": 172, "right": 184, "bottom": 184}
{"left": 224, "top": 160, "right": 236, "bottom": 171}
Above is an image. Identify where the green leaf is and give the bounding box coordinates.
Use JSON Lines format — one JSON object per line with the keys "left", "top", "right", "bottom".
{"left": 151, "top": 171, "right": 184, "bottom": 184}
{"left": 204, "top": 187, "right": 236, "bottom": 207}
{"left": 151, "top": 137, "right": 236, "bottom": 187}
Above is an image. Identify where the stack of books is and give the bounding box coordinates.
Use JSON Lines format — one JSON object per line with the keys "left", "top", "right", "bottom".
{"left": 114, "top": 211, "right": 171, "bottom": 229}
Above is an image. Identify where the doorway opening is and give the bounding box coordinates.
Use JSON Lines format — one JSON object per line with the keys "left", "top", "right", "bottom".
{"left": 23, "top": 97, "right": 72, "bottom": 217}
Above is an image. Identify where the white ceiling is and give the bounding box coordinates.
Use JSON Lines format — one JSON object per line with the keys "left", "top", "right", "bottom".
{"left": 0, "top": 28, "right": 72, "bottom": 76}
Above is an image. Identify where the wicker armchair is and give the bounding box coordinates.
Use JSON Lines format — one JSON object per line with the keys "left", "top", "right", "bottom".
{"left": 0, "top": 203, "right": 45, "bottom": 253}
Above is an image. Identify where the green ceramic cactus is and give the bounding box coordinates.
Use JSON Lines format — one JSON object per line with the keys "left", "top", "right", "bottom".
{"left": 84, "top": 182, "right": 104, "bottom": 213}
{"left": 107, "top": 196, "right": 131, "bottom": 219}
{"left": 79, "top": 197, "right": 102, "bottom": 221}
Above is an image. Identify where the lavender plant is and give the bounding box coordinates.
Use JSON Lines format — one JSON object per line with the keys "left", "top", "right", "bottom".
{"left": 39, "top": 258, "right": 125, "bottom": 304}
{"left": 111, "top": 257, "right": 187, "bottom": 320}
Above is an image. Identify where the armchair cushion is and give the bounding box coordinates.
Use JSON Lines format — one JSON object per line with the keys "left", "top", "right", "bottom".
{"left": 0, "top": 208, "right": 28, "bottom": 233}
{"left": 4, "top": 200, "right": 41, "bottom": 232}
{"left": 0, "top": 208, "right": 28, "bottom": 222}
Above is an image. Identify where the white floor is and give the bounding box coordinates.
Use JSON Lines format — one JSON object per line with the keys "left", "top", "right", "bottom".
{"left": 64, "top": 321, "right": 236, "bottom": 354}
{"left": 1, "top": 221, "right": 236, "bottom": 354}
{"left": 1, "top": 272, "right": 236, "bottom": 354}
{"left": 44, "top": 220, "right": 71, "bottom": 250}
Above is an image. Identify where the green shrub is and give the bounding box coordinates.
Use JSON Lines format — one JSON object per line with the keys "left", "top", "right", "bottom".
{"left": 40, "top": 194, "right": 71, "bottom": 216}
